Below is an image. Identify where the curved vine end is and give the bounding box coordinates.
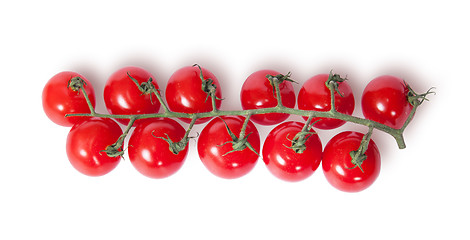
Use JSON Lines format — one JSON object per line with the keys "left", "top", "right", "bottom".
{"left": 395, "top": 134, "right": 406, "bottom": 149}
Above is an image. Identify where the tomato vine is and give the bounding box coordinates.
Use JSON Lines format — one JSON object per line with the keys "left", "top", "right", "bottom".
{"left": 43, "top": 64, "right": 435, "bottom": 190}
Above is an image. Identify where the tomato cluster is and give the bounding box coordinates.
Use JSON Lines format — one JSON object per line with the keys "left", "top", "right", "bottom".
{"left": 42, "top": 65, "right": 427, "bottom": 192}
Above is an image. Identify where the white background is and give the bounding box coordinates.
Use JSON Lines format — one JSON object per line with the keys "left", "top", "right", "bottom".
{"left": 1, "top": 0, "right": 468, "bottom": 239}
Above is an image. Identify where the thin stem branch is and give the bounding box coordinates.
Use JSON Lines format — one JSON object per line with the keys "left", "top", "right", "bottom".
{"left": 400, "top": 105, "right": 418, "bottom": 133}
{"left": 274, "top": 82, "right": 283, "bottom": 107}
{"left": 80, "top": 86, "right": 96, "bottom": 115}
{"left": 238, "top": 114, "right": 252, "bottom": 140}
{"left": 210, "top": 92, "right": 218, "bottom": 113}
{"left": 152, "top": 89, "right": 171, "bottom": 113}
{"left": 327, "top": 81, "right": 337, "bottom": 113}
{"left": 301, "top": 113, "right": 315, "bottom": 132}
{"left": 183, "top": 116, "right": 198, "bottom": 140}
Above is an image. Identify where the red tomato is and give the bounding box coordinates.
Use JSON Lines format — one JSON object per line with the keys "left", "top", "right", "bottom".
{"left": 322, "top": 131, "right": 380, "bottom": 192}
{"left": 128, "top": 118, "right": 188, "bottom": 179}
{"left": 103, "top": 66, "right": 160, "bottom": 125}
{"left": 262, "top": 121, "right": 322, "bottom": 182}
{"left": 298, "top": 73, "right": 355, "bottom": 129}
{"left": 42, "top": 71, "right": 96, "bottom": 127}
{"left": 361, "top": 75, "right": 412, "bottom": 129}
{"left": 66, "top": 118, "right": 123, "bottom": 176}
{"left": 197, "top": 116, "right": 260, "bottom": 179}
{"left": 165, "top": 65, "right": 222, "bottom": 124}
{"left": 240, "top": 70, "right": 296, "bottom": 125}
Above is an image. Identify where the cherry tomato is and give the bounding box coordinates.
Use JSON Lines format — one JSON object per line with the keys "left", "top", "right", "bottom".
{"left": 165, "top": 65, "right": 222, "bottom": 124}
{"left": 66, "top": 118, "right": 123, "bottom": 176}
{"left": 197, "top": 116, "right": 260, "bottom": 179}
{"left": 262, "top": 121, "right": 322, "bottom": 182}
{"left": 298, "top": 73, "right": 355, "bottom": 129}
{"left": 361, "top": 75, "right": 412, "bottom": 129}
{"left": 128, "top": 118, "right": 188, "bottom": 179}
{"left": 42, "top": 71, "right": 96, "bottom": 127}
{"left": 322, "top": 131, "right": 380, "bottom": 192}
{"left": 103, "top": 66, "right": 161, "bottom": 125}
{"left": 240, "top": 70, "right": 296, "bottom": 125}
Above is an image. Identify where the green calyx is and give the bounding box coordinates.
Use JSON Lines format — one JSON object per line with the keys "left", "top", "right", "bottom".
{"left": 266, "top": 72, "right": 296, "bottom": 98}
{"left": 285, "top": 131, "right": 315, "bottom": 154}
{"left": 325, "top": 70, "right": 347, "bottom": 97}
{"left": 349, "top": 150, "right": 367, "bottom": 172}
{"left": 127, "top": 72, "right": 157, "bottom": 95}
{"left": 284, "top": 117, "right": 318, "bottom": 154}
{"left": 153, "top": 132, "right": 190, "bottom": 155}
{"left": 100, "top": 141, "right": 125, "bottom": 158}
{"left": 193, "top": 64, "right": 222, "bottom": 103}
{"left": 127, "top": 72, "right": 159, "bottom": 104}
{"left": 218, "top": 117, "right": 259, "bottom": 156}
{"left": 406, "top": 82, "right": 436, "bottom": 107}
{"left": 68, "top": 76, "right": 87, "bottom": 92}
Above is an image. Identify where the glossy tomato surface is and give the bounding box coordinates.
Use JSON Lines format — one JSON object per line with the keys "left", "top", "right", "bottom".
{"left": 240, "top": 70, "right": 296, "bottom": 125}
{"left": 322, "top": 131, "right": 380, "bottom": 192}
{"left": 42, "top": 71, "right": 96, "bottom": 126}
{"left": 298, "top": 73, "right": 355, "bottom": 129}
{"left": 66, "top": 118, "right": 123, "bottom": 176}
{"left": 361, "top": 75, "right": 412, "bottom": 129}
{"left": 262, "top": 121, "right": 322, "bottom": 182}
{"left": 128, "top": 118, "right": 188, "bottom": 179}
{"left": 104, "top": 66, "right": 160, "bottom": 125}
{"left": 165, "top": 65, "right": 222, "bottom": 124}
{"left": 197, "top": 116, "right": 260, "bottom": 179}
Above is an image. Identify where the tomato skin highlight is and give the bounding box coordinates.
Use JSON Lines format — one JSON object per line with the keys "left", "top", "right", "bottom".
{"left": 66, "top": 118, "right": 123, "bottom": 177}
{"left": 104, "top": 66, "right": 161, "bottom": 125}
{"left": 128, "top": 118, "right": 188, "bottom": 179}
{"left": 42, "top": 71, "right": 96, "bottom": 127}
{"left": 361, "top": 75, "right": 412, "bottom": 129}
{"left": 165, "top": 65, "right": 222, "bottom": 124}
{"left": 322, "top": 131, "right": 380, "bottom": 192}
{"left": 262, "top": 121, "right": 322, "bottom": 182}
{"left": 240, "top": 70, "right": 296, "bottom": 125}
{"left": 298, "top": 74, "right": 355, "bottom": 130}
{"left": 197, "top": 116, "right": 260, "bottom": 179}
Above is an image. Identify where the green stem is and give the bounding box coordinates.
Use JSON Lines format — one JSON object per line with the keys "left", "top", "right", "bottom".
{"left": 153, "top": 89, "right": 171, "bottom": 113}
{"left": 183, "top": 116, "right": 198, "bottom": 140}
{"left": 328, "top": 81, "right": 337, "bottom": 113}
{"left": 238, "top": 114, "right": 252, "bottom": 140}
{"left": 67, "top": 106, "right": 407, "bottom": 148}
{"left": 400, "top": 105, "right": 418, "bottom": 133}
{"left": 77, "top": 83, "right": 96, "bottom": 115}
{"left": 210, "top": 92, "right": 218, "bottom": 113}
{"left": 301, "top": 113, "right": 315, "bottom": 132}
{"left": 273, "top": 79, "right": 283, "bottom": 107}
